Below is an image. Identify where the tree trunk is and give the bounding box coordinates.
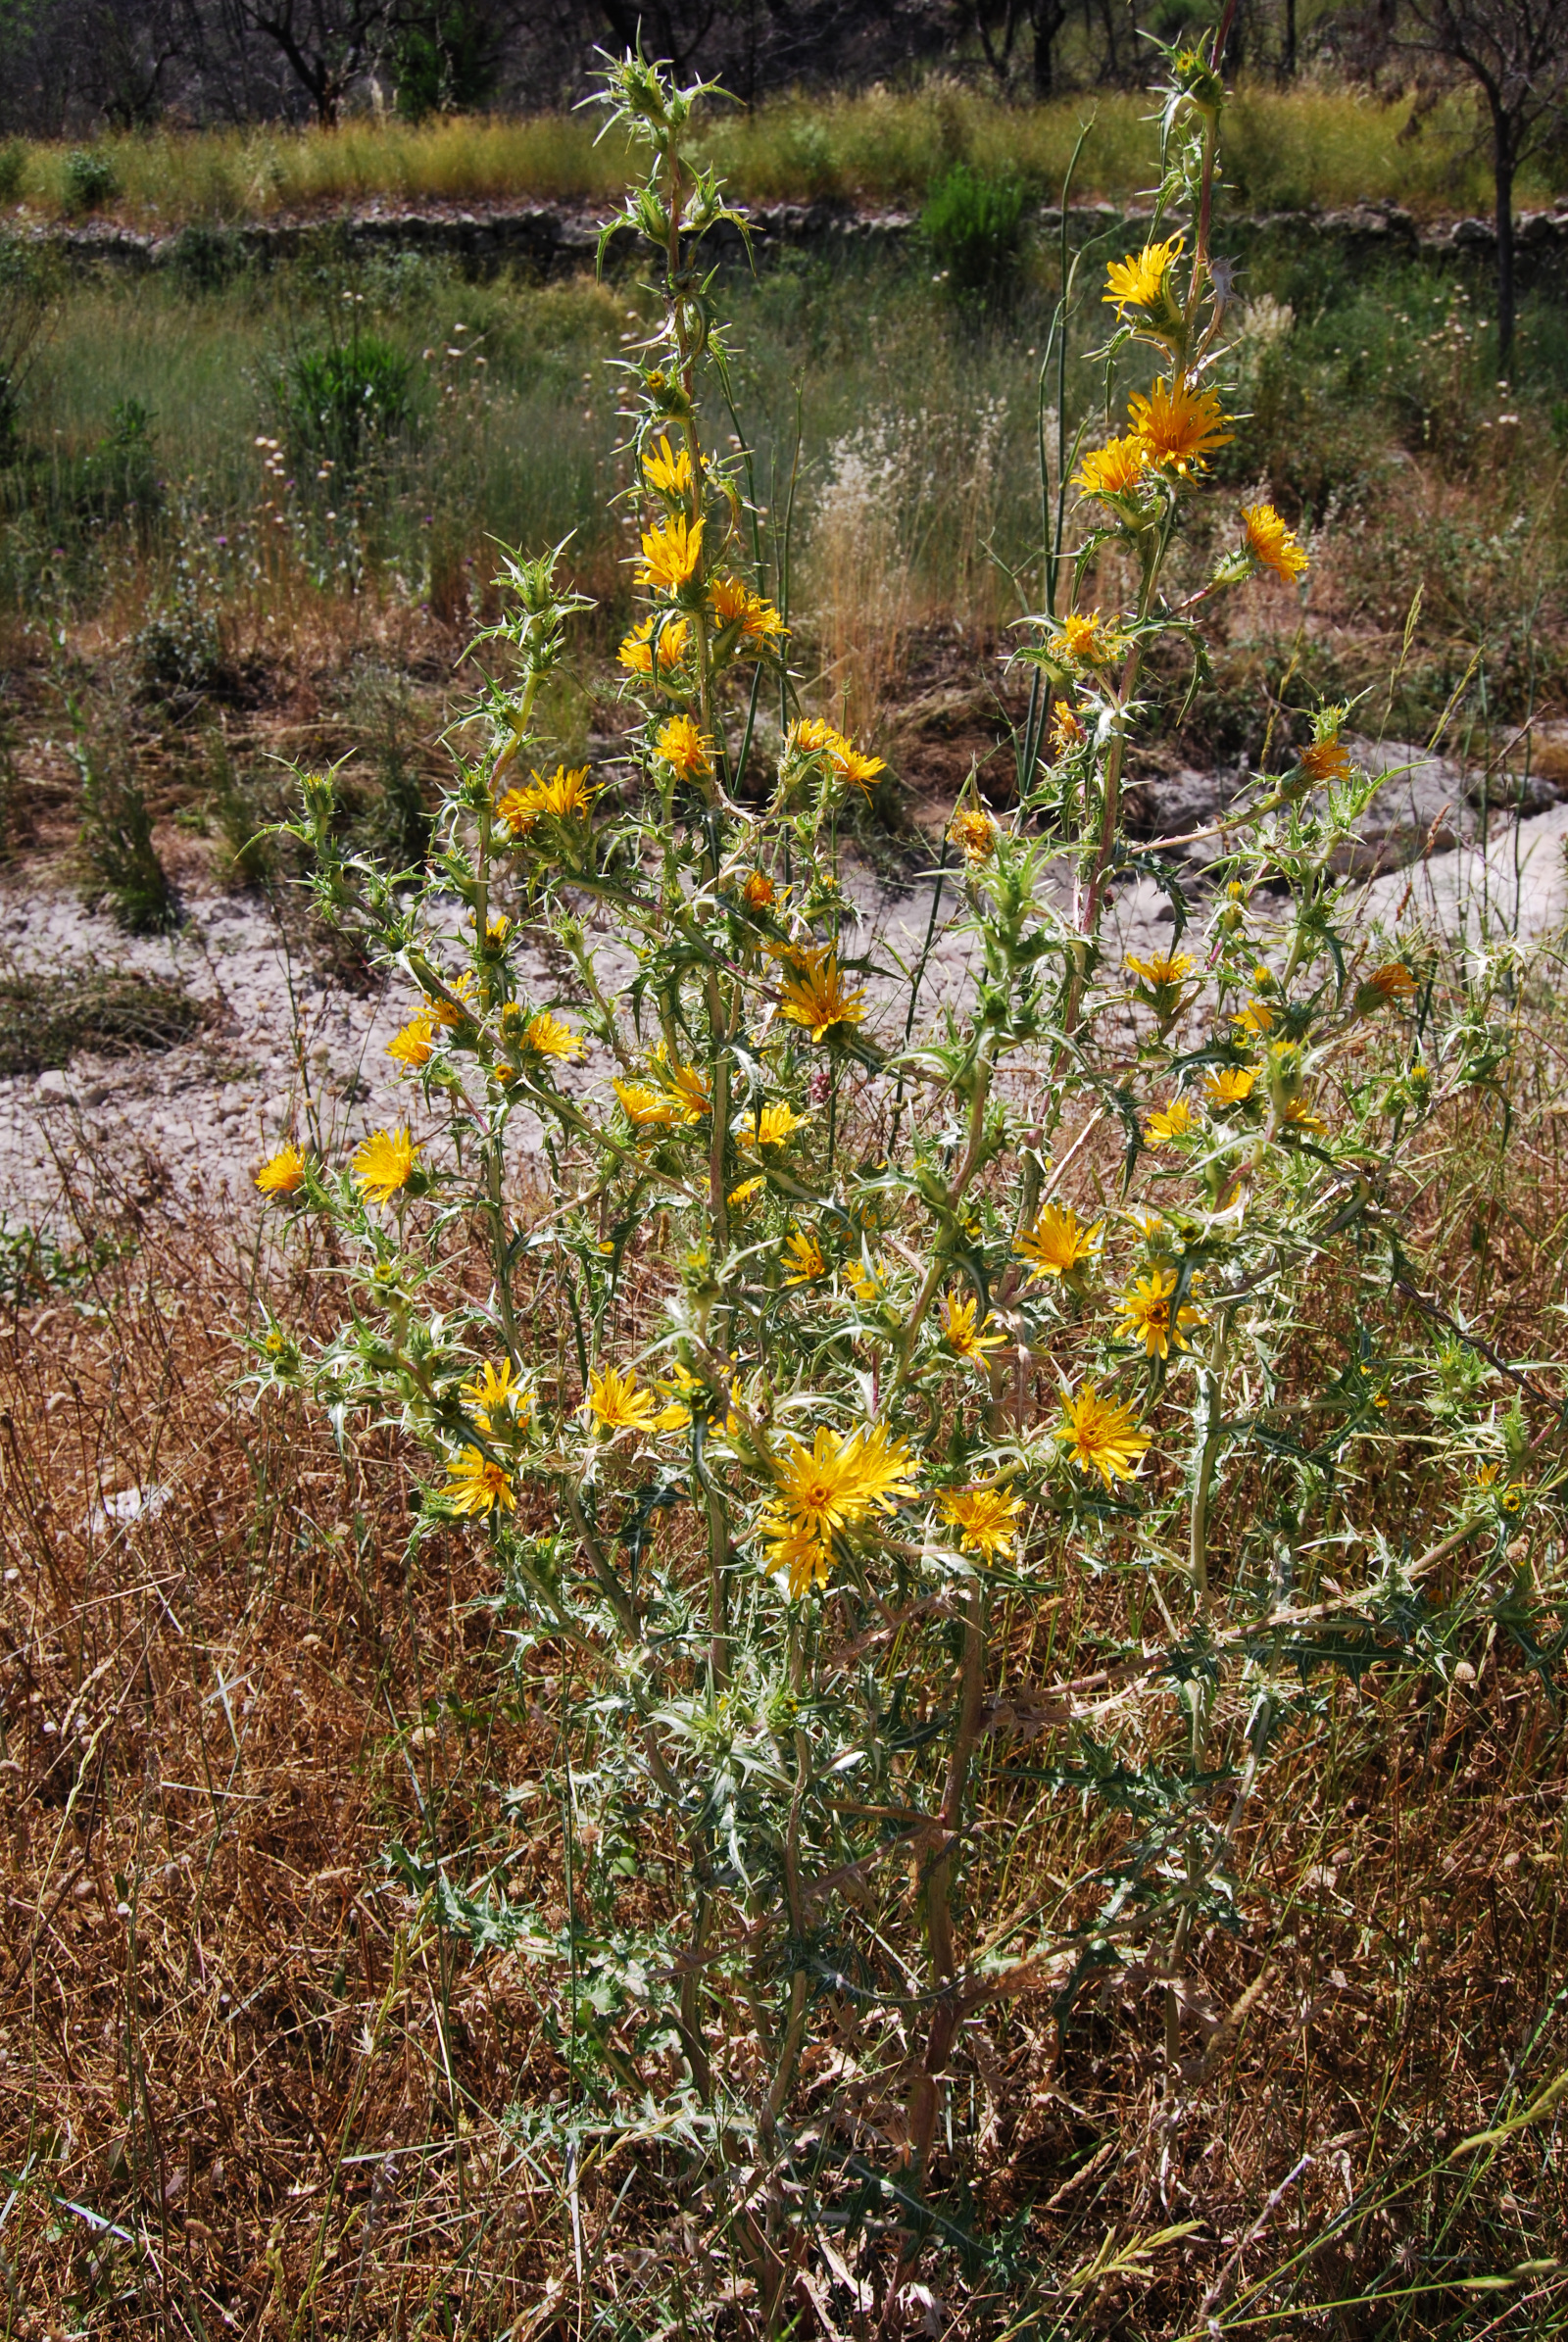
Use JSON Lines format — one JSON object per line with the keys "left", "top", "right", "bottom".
{"left": 1492, "top": 118, "right": 1516, "bottom": 379}
{"left": 1281, "top": 0, "right": 1296, "bottom": 80}
{"left": 1031, "top": 0, "right": 1065, "bottom": 96}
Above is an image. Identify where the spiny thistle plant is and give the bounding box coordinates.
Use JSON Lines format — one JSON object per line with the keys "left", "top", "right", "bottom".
{"left": 247, "top": 26, "right": 1563, "bottom": 2331}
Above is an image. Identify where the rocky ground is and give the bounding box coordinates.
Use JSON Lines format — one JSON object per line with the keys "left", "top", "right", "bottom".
{"left": 3, "top": 729, "right": 1565, "bottom": 1241}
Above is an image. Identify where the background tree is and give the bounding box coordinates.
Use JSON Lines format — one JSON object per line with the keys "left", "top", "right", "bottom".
{"left": 393, "top": 0, "right": 511, "bottom": 112}
{"left": 214, "top": 0, "right": 397, "bottom": 122}
{"left": 1355, "top": 0, "right": 1568, "bottom": 376}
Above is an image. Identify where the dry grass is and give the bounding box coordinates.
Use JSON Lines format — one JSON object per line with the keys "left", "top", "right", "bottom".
{"left": 0, "top": 83, "right": 1546, "bottom": 230}
{"left": 2, "top": 1048, "right": 1566, "bottom": 2337}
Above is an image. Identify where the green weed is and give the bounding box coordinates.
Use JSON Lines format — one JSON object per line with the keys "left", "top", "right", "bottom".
{"left": 61, "top": 146, "right": 119, "bottom": 215}
{"left": 283, "top": 333, "right": 416, "bottom": 474}
{"left": 920, "top": 163, "right": 1031, "bottom": 304}
{"left": 0, "top": 1217, "right": 133, "bottom": 1300}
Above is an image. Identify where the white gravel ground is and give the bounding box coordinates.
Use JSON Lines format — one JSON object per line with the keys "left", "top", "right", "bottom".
{"left": 5, "top": 788, "right": 1559, "bottom": 1239}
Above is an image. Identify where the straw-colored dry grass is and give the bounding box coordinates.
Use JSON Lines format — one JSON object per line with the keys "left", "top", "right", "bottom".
{"left": 2, "top": 1053, "right": 1566, "bottom": 2336}
{"left": 0, "top": 83, "right": 1548, "bottom": 230}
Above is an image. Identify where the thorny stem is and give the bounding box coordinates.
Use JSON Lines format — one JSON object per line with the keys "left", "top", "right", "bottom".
{"left": 893, "top": 1043, "right": 997, "bottom": 1387}
{"left": 1167, "top": 1308, "right": 1228, "bottom": 2070}
{"left": 764, "top": 1683, "right": 812, "bottom": 2146}
{"left": 1189, "top": 1311, "right": 1229, "bottom": 1615}
{"left": 900, "top": 1585, "right": 989, "bottom": 2215}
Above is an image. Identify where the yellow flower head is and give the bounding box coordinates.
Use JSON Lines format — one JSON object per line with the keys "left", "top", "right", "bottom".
{"left": 1128, "top": 376, "right": 1234, "bottom": 472}
{"left": 777, "top": 948, "right": 865, "bottom": 1043}
{"left": 353, "top": 1126, "right": 419, "bottom": 1204}
{"left": 1281, "top": 1096, "right": 1328, "bottom": 1135}
{"left": 460, "top": 1356, "right": 532, "bottom": 1437}
{"left": 539, "top": 763, "right": 593, "bottom": 819}
{"left": 1049, "top": 609, "right": 1126, "bottom": 668}
{"left": 618, "top": 612, "right": 690, "bottom": 675}
{"left": 1103, "top": 235, "right": 1185, "bottom": 314}
{"left": 849, "top": 1255, "right": 885, "bottom": 1302}
{"left": 1050, "top": 699, "right": 1086, "bottom": 756}
{"left": 1242, "top": 502, "right": 1308, "bottom": 584}
{"left": 1055, "top": 1382, "right": 1151, "bottom": 1488}
{"left": 256, "top": 1143, "right": 306, "bottom": 1196}
{"left": 1233, "top": 998, "right": 1275, "bottom": 1039}
{"left": 832, "top": 740, "right": 886, "bottom": 791}
{"left": 649, "top": 1044, "right": 710, "bottom": 1120}
{"left": 1145, "top": 1098, "right": 1198, "bottom": 1145}
{"left": 1016, "top": 1201, "right": 1101, "bottom": 1280}
{"left": 387, "top": 1012, "right": 436, "bottom": 1072}
{"left": 587, "top": 1363, "right": 662, "bottom": 1434}
{"left": 939, "top": 1290, "right": 1005, "bottom": 1366}
{"left": 498, "top": 763, "right": 594, "bottom": 836}
{"left": 792, "top": 717, "right": 878, "bottom": 782}
{"left": 425, "top": 970, "right": 476, "bottom": 1031}
{"left": 1113, "top": 1267, "right": 1202, "bottom": 1361}
{"left": 728, "top": 1175, "right": 765, "bottom": 1210}
{"left": 743, "top": 1101, "right": 811, "bottom": 1151}
{"left": 614, "top": 1079, "right": 686, "bottom": 1131}
{"left": 782, "top": 1227, "right": 827, "bottom": 1285}
{"left": 791, "top": 715, "right": 844, "bottom": 758}
{"left": 1126, "top": 949, "right": 1195, "bottom": 990}
{"left": 743, "top": 868, "right": 775, "bottom": 909}
{"left": 760, "top": 1421, "right": 918, "bottom": 1596}
{"left": 522, "top": 1011, "right": 585, "bottom": 1061}
{"left": 1203, "top": 1065, "right": 1258, "bottom": 1107}
{"left": 1075, "top": 433, "right": 1152, "bottom": 501}
{"left": 709, "top": 573, "right": 751, "bottom": 627}
{"left": 443, "top": 1447, "right": 515, "bottom": 1517}
{"left": 636, "top": 512, "right": 703, "bottom": 591}
{"left": 708, "top": 574, "right": 785, "bottom": 650}
{"left": 939, "top": 1484, "right": 1024, "bottom": 1563}
{"left": 948, "top": 806, "right": 998, "bottom": 861}
{"left": 741, "top": 593, "right": 786, "bottom": 646}
{"left": 1367, "top": 961, "right": 1416, "bottom": 1000}
{"left": 656, "top": 712, "right": 713, "bottom": 780}
{"left": 642, "top": 432, "right": 693, "bottom": 496}
{"left": 764, "top": 1526, "right": 835, "bottom": 1598}
{"left": 1299, "top": 733, "right": 1350, "bottom": 785}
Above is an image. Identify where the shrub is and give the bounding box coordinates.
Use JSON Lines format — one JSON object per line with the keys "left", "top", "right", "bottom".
{"left": 62, "top": 145, "right": 120, "bottom": 215}
{"left": 347, "top": 661, "right": 434, "bottom": 867}
{"left": 0, "top": 968, "right": 202, "bottom": 1076}
{"left": 0, "top": 233, "right": 54, "bottom": 463}
{"left": 67, "top": 693, "right": 177, "bottom": 933}
{"left": 283, "top": 333, "right": 415, "bottom": 473}
{"left": 0, "top": 1216, "right": 131, "bottom": 1300}
{"left": 0, "top": 141, "right": 25, "bottom": 204}
{"left": 207, "top": 733, "right": 280, "bottom": 887}
{"left": 135, "top": 598, "right": 225, "bottom": 706}
{"left": 166, "top": 221, "right": 247, "bottom": 291}
{"left": 919, "top": 161, "right": 1030, "bottom": 303}
{"left": 245, "top": 49, "right": 1562, "bottom": 2329}
{"left": 394, "top": 1, "right": 502, "bottom": 118}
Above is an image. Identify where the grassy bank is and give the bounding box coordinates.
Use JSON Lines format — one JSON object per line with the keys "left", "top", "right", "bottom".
{"left": 0, "top": 82, "right": 1560, "bottom": 227}
{"left": 1, "top": 229, "right": 1563, "bottom": 800}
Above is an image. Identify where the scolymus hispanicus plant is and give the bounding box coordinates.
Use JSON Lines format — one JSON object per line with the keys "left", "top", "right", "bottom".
{"left": 246, "top": 27, "right": 1562, "bottom": 2329}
